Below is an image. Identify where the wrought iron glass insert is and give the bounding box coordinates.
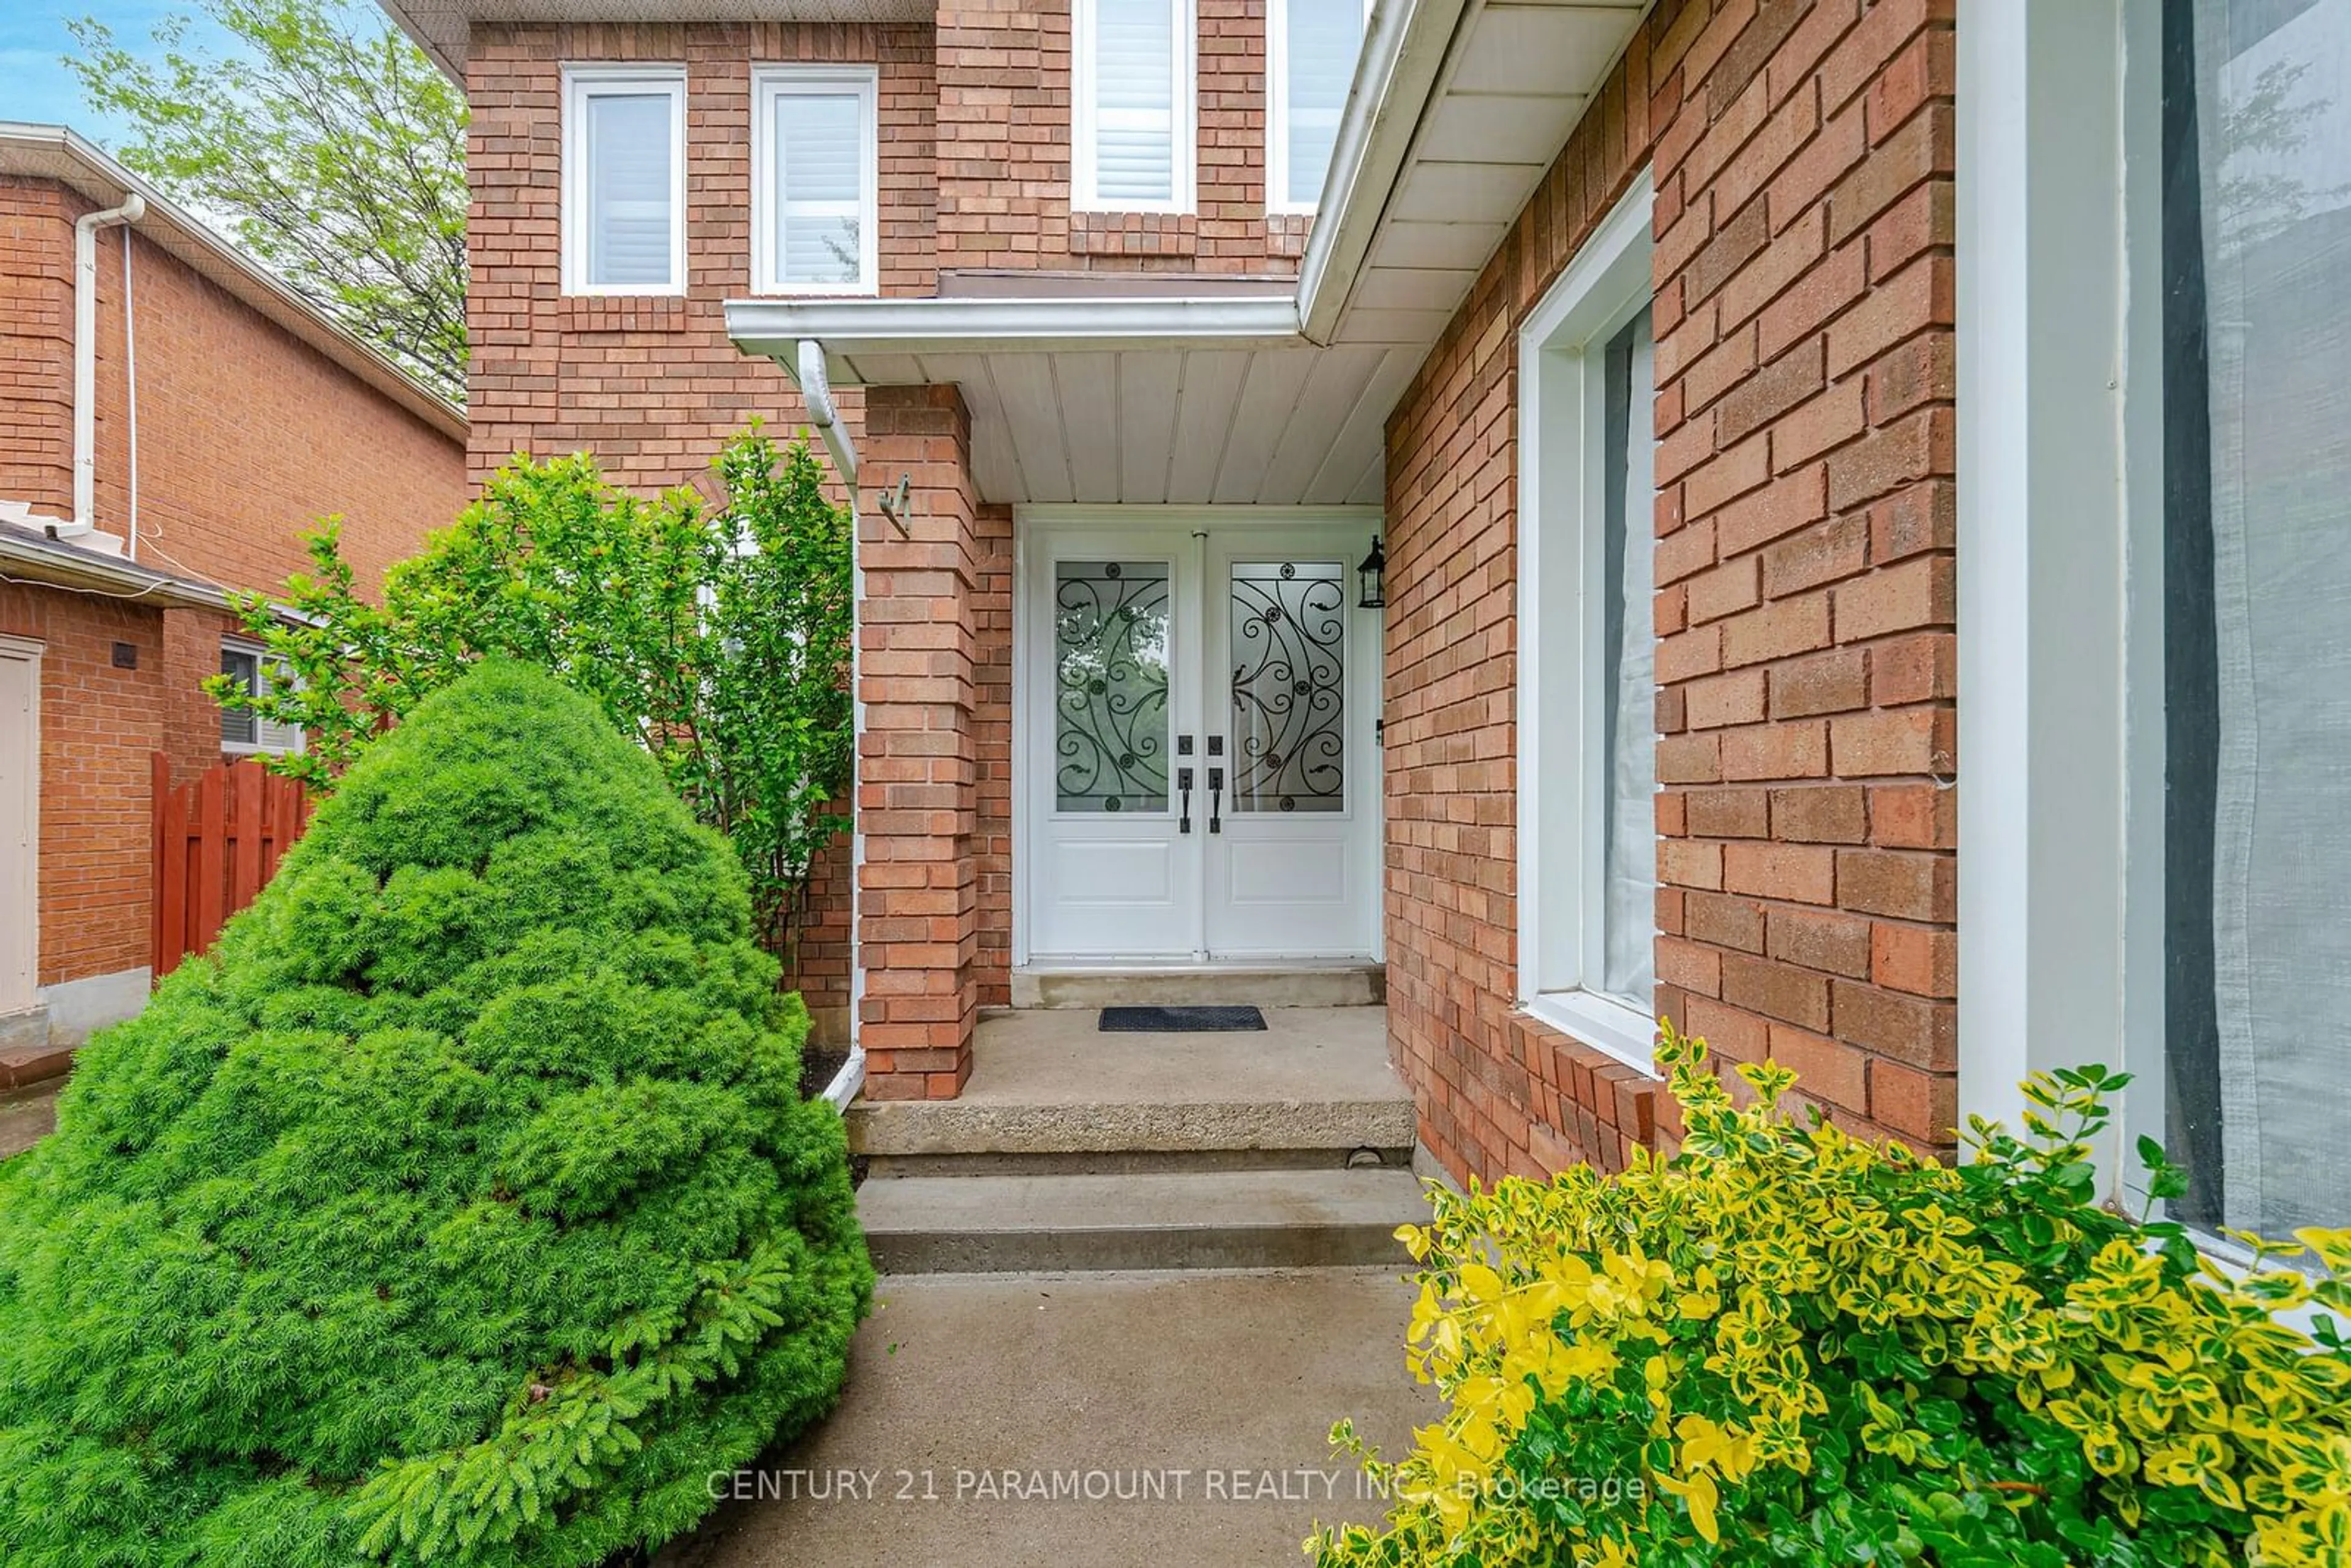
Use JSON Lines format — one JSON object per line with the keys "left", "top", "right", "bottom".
{"left": 1228, "top": 560, "right": 1344, "bottom": 812}
{"left": 1054, "top": 560, "right": 1172, "bottom": 812}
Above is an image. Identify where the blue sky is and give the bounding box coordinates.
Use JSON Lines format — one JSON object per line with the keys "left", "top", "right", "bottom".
{"left": 0, "top": 1, "right": 238, "bottom": 141}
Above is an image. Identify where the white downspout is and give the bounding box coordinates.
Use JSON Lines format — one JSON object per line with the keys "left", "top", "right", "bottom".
{"left": 61, "top": 193, "right": 145, "bottom": 539}
{"left": 792, "top": 339, "right": 868, "bottom": 1112}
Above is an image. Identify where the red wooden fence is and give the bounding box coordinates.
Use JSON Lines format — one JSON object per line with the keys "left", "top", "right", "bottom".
{"left": 151, "top": 755, "right": 315, "bottom": 978}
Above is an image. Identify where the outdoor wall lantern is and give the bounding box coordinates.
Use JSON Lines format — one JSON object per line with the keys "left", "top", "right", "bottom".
{"left": 1357, "top": 536, "right": 1386, "bottom": 610}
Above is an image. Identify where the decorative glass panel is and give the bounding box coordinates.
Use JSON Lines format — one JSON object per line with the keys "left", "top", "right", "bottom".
{"left": 1229, "top": 561, "right": 1344, "bottom": 812}
{"left": 583, "top": 92, "right": 674, "bottom": 287}
{"left": 774, "top": 89, "right": 864, "bottom": 285}
{"left": 1055, "top": 561, "right": 1171, "bottom": 812}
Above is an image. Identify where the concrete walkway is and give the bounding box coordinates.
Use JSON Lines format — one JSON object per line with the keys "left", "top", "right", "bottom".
{"left": 0, "top": 1081, "right": 60, "bottom": 1161}
{"left": 660, "top": 1267, "right": 1436, "bottom": 1567}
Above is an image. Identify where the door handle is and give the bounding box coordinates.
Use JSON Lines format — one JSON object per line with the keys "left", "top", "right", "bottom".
{"left": 1207, "top": 767, "right": 1223, "bottom": 834}
{"left": 1177, "top": 767, "right": 1193, "bottom": 834}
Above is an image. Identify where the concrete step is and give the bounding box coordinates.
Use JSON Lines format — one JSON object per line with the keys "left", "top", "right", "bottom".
{"left": 1010, "top": 964, "right": 1384, "bottom": 1010}
{"left": 849, "top": 1004, "right": 1417, "bottom": 1174}
{"left": 857, "top": 1168, "right": 1430, "bottom": 1274}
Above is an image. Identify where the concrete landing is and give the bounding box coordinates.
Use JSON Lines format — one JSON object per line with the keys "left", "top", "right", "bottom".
{"left": 852, "top": 1005, "right": 1415, "bottom": 1171}
{"left": 1012, "top": 963, "right": 1384, "bottom": 1010}
{"left": 859, "top": 1168, "right": 1428, "bottom": 1273}
{"left": 658, "top": 1267, "right": 1436, "bottom": 1568}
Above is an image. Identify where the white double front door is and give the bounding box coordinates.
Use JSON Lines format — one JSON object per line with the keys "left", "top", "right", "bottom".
{"left": 1021, "top": 516, "right": 1382, "bottom": 962}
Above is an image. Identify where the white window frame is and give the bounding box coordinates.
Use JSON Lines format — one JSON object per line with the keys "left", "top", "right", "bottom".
{"left": 751, "top": 64, "right": 880, "bottom": 297}
{"left": 219, "top": 638, "right": 302, "bottom": 758}
{"left": 1957, "top": 1, "right": 2168, "bottom": 1206}
{"left": 1515, "top": 171, "right": 1657, "bottom": 1073}
{"left": 1265, "top": 0, "right": 1370, "bottom": 214}
{"left": 560, "top": 63, "right": 688, "bottom": 298}
{"left": 1071, "top": 0, "right": 1197, "bottom": 214}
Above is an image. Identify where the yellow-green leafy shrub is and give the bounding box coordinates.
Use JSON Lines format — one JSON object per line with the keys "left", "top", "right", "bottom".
{"left": 1314, "top": 1025, "right": 2351, "bottom": 1568}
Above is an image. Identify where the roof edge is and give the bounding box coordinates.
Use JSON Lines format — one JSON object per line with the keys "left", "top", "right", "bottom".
{"left": 0, "top": 528, "right": 237, "bottom": 612}
{"left": 1295, "top": 0, "right": 1474, "bottom": 345}
{"left": 0, "top": 122, "right": 467, "bottom": 443}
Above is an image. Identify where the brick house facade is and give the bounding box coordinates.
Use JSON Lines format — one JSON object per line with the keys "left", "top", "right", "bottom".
{"left": 1384, "top": 0, "right": 1959, "bottom": 1182}
{"left": 0, "top": 126, "right": 466, "bottom": 1075}
{"left": 387, "top": 0, "right": 2345, "bottom": 1233}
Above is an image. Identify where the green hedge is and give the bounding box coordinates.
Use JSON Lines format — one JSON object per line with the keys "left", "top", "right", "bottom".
{"left": 0, "top": 660, "right": 872, "bottom": 1567}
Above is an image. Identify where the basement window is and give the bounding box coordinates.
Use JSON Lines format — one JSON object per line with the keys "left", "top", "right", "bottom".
{"left": 561, "top": 64, "right": 687, "bottom": 295}
{"left": 219, "top": 641, "right": 301, "bottom": 757}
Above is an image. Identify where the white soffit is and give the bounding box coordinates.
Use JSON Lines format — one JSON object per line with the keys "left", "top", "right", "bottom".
{"left": 831, "top": 342, "right": 1417, "bottom": 508}
{"left": 1303, "top": 0, "right": 1647, "bottom": 348}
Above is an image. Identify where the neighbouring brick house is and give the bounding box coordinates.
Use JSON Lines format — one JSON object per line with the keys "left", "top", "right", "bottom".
{"left": 0, "top": 123, "right": 468, "bottom": 1081}
{"left": 380, "top": 0, "right": 2350, "bottom": 1246}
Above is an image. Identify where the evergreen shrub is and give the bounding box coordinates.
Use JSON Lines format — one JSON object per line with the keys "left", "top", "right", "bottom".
{"left": 0, "top": 660, "right": 872, "bottom": 1567}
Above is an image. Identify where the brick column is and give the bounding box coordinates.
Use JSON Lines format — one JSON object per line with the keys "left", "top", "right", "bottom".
{"left": 857, "top": 386, "right": 983, "bottom": 1100}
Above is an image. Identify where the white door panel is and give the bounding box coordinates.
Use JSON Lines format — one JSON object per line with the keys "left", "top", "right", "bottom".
{"left": 0, "top": 639, "right": 39, "bottom": 1015}
{"left": 1022, "top": 518, "right": 1378, "bottom": 962}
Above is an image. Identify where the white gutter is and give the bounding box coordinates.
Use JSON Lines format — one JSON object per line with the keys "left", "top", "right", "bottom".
{"left": 65, "top": 193, "right": 145, "bottom": 539}
{"left": 728, "top": 294, "right": 1307, "bottom": 369}
{"left": 784, "top": 334, "right": 868, "bottom": 1114}
{"left": 0, "top": 526, "right": 228, "bottom": 609}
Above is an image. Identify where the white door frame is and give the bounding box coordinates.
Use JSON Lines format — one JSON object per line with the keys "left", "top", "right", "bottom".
{"left": 0, "top": 633, "right": 42, "bottom": 1017}
{"left": 1011, "top": 505, "right": 1384, "bottom": 967}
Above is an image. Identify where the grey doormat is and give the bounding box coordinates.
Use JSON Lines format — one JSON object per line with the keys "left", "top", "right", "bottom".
{"left": 1098, "top": 1005, "right": 1268, "bottom": 1032}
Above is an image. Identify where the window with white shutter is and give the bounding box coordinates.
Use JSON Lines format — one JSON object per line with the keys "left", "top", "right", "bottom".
{"left": 219, "top": 641, "right": 302, "bottom": 757}
{"left": 1073, "top": 0, "right": 1194, "bottom": 212}
{"left": 1269, "top": 0, "right": 1368, "bottom": 212}
{"left": 562, "top": 66, "right": 686, "bottom": 295}
{"left": 753, "top": 67, "right": 879, "bottom": 295}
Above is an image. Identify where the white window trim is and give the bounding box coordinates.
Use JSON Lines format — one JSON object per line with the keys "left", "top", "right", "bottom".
{"left": 560, "top": 63, "right": 688, "bottom": 298}
{"left": 1265, "top": 0, "right": 1371, "bottom": 214}
{"left": 1071, "top": 0, "right": 1197, "bottom": 214}
{"left": 1956, "top": 1, "right": 2164, "bottom": 1202}
{"left": 751, "top": 64, "right": 880, "bottom": 297}
{"left": 1515, "top": 170, "right": 1657, "bottom": 1076}
{"left": 219, "top": 637, "right": 303, "bottom": 759}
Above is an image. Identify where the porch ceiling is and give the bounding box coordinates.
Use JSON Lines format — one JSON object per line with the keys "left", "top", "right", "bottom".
{"left": 720, "top": 0, "right": 1648, "bottom": 508}
{"left": 834, "top": 341, "right": 1418, "bottom": 508}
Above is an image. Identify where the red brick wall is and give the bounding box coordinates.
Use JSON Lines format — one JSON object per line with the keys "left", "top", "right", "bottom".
{"left": 0, "top": 180, "right": 75, "bottom": 522}
{"left": 1383, "top": 0, "right": 1959, "bottom": 1186}
{"left": 0, "top": 583, "right": 166, "bottom": 988}
{"left": 2, "top": 178, "right": 464, "bottom": 598}
{"left": 935, "top": 0, "right": 1311, "bottom": 273}
{"left": 4, "top": 174, "right": 468, "bottom": 810}
{"left": 464, "top": 20, "right": 936, "bottom": 493}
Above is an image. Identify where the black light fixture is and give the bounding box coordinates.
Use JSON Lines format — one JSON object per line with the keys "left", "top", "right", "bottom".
{"left": 1357, "top": 536, "right": 1386, "bottom": 610}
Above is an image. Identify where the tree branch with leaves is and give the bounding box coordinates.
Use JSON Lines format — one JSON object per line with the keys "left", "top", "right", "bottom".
{"left": 212, "top": 426, "right": 857, "bottom": 961}
{"left": 69, "top": 0, "right": 468, "bottom": 402}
